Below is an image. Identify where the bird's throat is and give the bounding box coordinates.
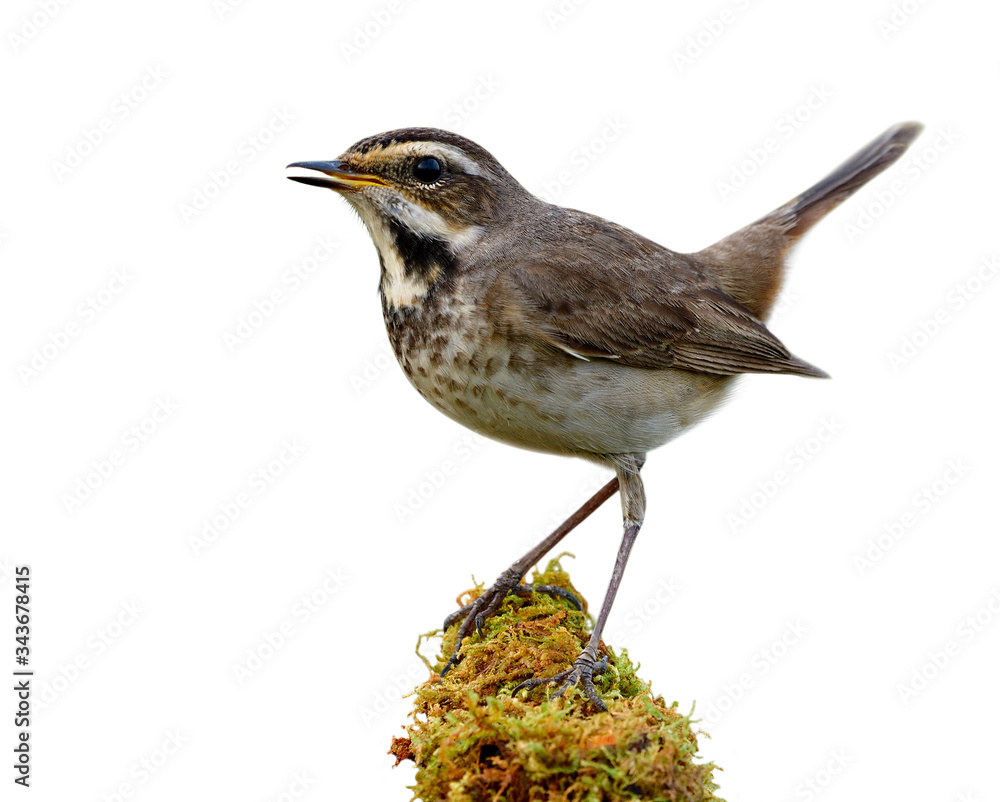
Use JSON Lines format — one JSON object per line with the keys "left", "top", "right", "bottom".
{"left": 362, "top": 202, "right": 478, "bottom": 312}
{"left": 366, "top": 217, "right": 446, "bottom": 310}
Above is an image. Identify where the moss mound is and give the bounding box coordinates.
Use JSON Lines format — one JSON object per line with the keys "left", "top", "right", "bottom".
{"left": 390, "top": 556, "right": 724, "bottom": 801}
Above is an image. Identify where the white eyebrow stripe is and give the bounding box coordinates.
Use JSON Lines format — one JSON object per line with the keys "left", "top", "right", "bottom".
{"left": 373, "top": 141, "right": 484, "bottom": 177}
{"left": 433, "top": 144, "right": 483, "bottom": 177}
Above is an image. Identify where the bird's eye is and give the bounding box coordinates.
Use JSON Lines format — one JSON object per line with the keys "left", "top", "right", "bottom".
{"left": 413, "top": 157, "right": 443, "bottom": 183}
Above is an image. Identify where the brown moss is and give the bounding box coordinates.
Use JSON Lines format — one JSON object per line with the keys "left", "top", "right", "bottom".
{"left": 391, "top": 556, "right": 724, "bottom": 801}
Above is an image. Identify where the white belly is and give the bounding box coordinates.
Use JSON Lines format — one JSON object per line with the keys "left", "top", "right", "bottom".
{"left": 397, "top": 327, "right": 734, "bottom": 458}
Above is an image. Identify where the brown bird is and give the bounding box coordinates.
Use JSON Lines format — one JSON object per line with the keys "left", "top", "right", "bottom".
{"left": 286, "top": 121, "right": 922, "bottom": 709}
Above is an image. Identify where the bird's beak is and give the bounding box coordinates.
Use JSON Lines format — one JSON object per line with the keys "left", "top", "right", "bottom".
{"left": 285, "top": 159, "right": 387, "bottom": 191}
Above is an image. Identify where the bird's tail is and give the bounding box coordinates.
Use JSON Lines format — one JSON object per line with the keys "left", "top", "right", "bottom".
{"left": 697, "top": 122, "right": 923, "bottom": 320}
{"left": 755, "top": 121, "right": 923, "bottom": 240}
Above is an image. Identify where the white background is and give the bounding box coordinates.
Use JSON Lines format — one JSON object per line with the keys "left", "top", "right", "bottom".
{"left": 3, "top": 0, "right": 997, "bottom": 800}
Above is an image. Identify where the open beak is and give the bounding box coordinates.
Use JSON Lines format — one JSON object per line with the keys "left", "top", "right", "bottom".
{"left": 285, "top": 159, "right": 386, "bottom": 191}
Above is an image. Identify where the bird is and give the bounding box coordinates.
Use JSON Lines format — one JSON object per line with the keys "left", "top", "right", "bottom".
{"left": 286, "top": 121, "right": 922, "bottom": 710}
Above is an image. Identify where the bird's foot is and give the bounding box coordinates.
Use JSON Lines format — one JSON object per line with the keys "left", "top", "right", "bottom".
{"left": 439, "top": 567, "right": 582, "bottom": 677}
{"left": 511, "top": 648, "right": 609, "bottom": 712}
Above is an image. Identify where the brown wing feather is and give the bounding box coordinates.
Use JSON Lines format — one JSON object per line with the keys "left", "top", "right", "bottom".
{"left": 485, "top": 230, "right": 827, "bottom": 378}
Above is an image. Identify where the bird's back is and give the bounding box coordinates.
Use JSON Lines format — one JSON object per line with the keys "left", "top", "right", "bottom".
{"left": 474, "top": 202, "right": 827, "bottom": 379}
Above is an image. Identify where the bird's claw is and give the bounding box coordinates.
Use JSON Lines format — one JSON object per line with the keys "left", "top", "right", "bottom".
{"left": 440, "top": 569, "right": 582, "bottom": 677}
{"left": 512, "top": 651, "right": 610, "bottom": 711}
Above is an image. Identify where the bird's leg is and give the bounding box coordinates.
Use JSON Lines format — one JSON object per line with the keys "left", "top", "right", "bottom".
{"left": 512, "top": 454, "right": 646, "bottom": 711}
{"left": 440, "top": 476, "right": 620, "bottom": 677}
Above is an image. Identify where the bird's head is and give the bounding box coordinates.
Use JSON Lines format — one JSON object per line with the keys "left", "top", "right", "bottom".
{"left": 287, "top": 128, "right": 528, "bottom": 309}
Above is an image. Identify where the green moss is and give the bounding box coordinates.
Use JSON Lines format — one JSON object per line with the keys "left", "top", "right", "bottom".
{"left": 391, "top": 556, "right": 724, "bottom": 801}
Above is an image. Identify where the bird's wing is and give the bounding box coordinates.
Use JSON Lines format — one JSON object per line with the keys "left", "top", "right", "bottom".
{"left": 483, "top": 242, "right": 826, "bottom": 378}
